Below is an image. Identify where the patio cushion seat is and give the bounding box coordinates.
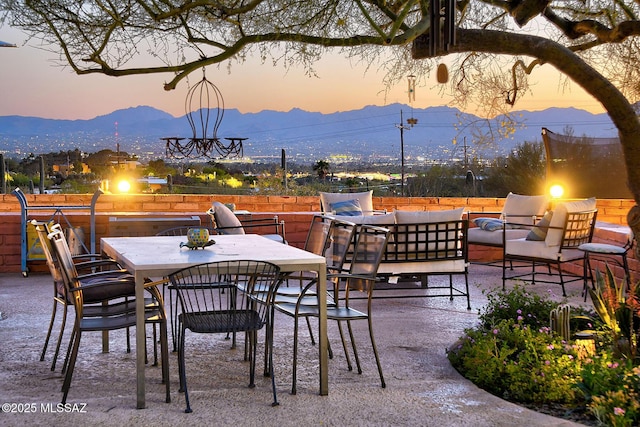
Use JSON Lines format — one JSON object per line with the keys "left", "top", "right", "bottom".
{"left": 467, "top": 228, "right": 530, "bottom": 246}
{"left": 377, "top": 259, "right": 467, "bottom": 275}
{"left": 505, "top": 238, "right": 585, "bottom": 262}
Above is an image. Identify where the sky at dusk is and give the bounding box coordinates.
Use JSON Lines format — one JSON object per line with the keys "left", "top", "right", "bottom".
{"left": 0, "top": 26, "right": 607, "bottom": 121}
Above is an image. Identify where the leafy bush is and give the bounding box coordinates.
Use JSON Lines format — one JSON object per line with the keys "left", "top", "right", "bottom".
{"left": 449, "top": 283, "right": 640, "bottom": 426}
{"left": 477, "top": 284, "right": 558, "bottom": 330}
{"left": 449, "top": 318, "right": 581, "bottom": 403}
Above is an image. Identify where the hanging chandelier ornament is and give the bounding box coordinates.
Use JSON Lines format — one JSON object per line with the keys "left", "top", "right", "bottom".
{"left": 163, "top": 69, "right": 246, "bottom": 159}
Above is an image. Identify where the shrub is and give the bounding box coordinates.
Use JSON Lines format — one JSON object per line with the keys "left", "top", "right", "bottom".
{"left": 578, "top": 355, "right": 640, "bottom": 426}
{"left": 478, "top": 284, "right": 558, "bottom": 331}
{"left": 448, "top": 318, "right": 581, "bottom": 403}
{"left": 450, "top": 283, "right": 640, "bottom": 426}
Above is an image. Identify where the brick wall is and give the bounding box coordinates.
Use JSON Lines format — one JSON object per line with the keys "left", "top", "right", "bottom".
{"left": 0, "top": 193, "right": 636, "bottom": 279}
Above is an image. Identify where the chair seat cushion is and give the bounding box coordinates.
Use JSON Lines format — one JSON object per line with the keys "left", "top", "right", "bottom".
{"left": 578, "top": 243, "right": 627, "bottom": 255}
{"left": 377, "top": 259, "right": 467, "bottom": 275}
{"left": 506, "top": 238, "right": 585, "bottom": 261}
{"left": 263, "top": 234, "right": 286, "bottom": 244}
{"left": 468, "top": 228, "right": 530, "bottom": 246}
{"left": 57, "top": 274, "right": 136, "bottom": 304}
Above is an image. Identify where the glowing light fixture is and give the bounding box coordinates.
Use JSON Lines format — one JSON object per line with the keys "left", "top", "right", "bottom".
{"left": 550, "top": 184, "right": 564, "bottom": 199}
{"left": 117, "top": 179, "right": 131, "bottom": 193}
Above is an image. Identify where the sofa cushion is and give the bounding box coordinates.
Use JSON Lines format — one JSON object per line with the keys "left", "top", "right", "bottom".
{"left": 545, "top": 198, "right": 597, "bottom": 247}
{"left": 467, "top": 228, "right": 530, "bottom": 245}
{"left": 506, "top": 238, "right": 586, "bottom": 261}
{"left": 329, "top": 199, "right": 363, "bottom": 216}
{"left": 501, "top": 192, "right": 549, "bottom": 222}
{"left": 394, "top": 207, "right": 464, "bottom": 224}
{"left": 320, "top": 191, "right": 374, "bottom": 215}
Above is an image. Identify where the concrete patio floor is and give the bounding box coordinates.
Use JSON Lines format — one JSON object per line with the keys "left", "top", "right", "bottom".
{"left": 0, "top": 264, "right": 592, "bottom": 426}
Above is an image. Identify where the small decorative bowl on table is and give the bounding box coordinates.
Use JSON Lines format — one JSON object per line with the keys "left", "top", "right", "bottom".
{"left": 180, "top": 228, "right": 215, "bottom": 250}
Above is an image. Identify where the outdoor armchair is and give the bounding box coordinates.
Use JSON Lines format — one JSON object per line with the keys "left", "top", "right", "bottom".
{"left": 467, "top": 192, "right": 549, "bottom": 251}
{"left": 503, "top": 198, "right": 598, "bottom": 297}
{"left": 207, "top": 201, "right": 286, "bottom": 243}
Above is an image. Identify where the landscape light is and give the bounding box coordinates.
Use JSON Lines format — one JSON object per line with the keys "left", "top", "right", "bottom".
{"left": 117, "top": 179, "right": 131, "bottom": 193}
{"left": 549, "top": 184, "right": 564, "bottom": 199}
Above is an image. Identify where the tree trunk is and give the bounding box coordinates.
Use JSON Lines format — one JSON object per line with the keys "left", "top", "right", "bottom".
{"left": 413, "top": 29, "right": 640, "bottom": 208}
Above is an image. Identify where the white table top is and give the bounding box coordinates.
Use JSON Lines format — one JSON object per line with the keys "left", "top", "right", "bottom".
{"left": 101, "top": 234, "right": 325, "bottom": 276}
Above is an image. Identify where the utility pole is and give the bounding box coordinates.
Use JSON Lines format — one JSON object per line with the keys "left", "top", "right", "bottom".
{"left": 396, "top": 110, "right": 410, "bottom": 196}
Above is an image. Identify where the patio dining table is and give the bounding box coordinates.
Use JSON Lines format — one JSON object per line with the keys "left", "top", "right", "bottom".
{"left": 101, "top": 234, "right": 328, "bottom": 409}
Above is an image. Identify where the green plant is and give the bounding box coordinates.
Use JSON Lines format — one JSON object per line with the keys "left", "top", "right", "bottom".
{"left": 589, "top": 267, "right": 640, "bottom": 360}
{"left": 478, "top": 284, "right": 559, "bottom": 330}
{"left": 581, "top": 357, "right": 640, "bottom": 427}
{"left": 448, "top": 318, "right": 581, "bottom": 404}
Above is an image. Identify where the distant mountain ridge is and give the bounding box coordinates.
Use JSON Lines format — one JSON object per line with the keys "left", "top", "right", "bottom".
{"left": 0, "top": 103, "right": 618, "bottom": 162}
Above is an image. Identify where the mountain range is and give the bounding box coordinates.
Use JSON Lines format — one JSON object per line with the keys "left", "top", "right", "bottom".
{"left": 0, "top": 103, "right": 619, "bottom": 163}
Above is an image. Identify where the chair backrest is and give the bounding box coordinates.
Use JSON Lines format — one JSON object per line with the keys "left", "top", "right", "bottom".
{"left": 349, "top": 225, "right": 390, "bottom": 279}
{"left": 560, "top": 209, "right": 598, "bottom": 249}
{"left": 168, "top": 260, "right": 281, "bottom": 333}
{"left": 304, "top": 215, "right": 333, "bottom": 256}
{"left": 209, "top": 202, "right": 244, "bottom": 235}
{"left": 337, "top": 225, "right": 390, "bottom": 304}
{"left": 546, "top": 197, "right": 597, "bottom": 247}
{"left": 325, "top": 218, "right": 357, "bottom": 274}
{"left": 32, "top": 220, "right": 63, "bottom": 286}
{"left": 48, "top": 228, "right": 83, "bottom": 308}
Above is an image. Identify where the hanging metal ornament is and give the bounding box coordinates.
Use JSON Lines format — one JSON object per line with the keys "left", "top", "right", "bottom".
{"left": 163, "top": 69, "right": 246, "bottom": 159}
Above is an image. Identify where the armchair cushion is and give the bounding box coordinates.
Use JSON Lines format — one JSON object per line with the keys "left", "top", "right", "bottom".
{"left": 320, "top": 191, "right": 374, "bottom": 215}
{"left": 506, "top": 238, "right": 586, "bottom": 261}
{"left": 212, "top": 202, "right": 244, "bottom": 235}
{"left": 501, "top": 192, "right": 549, "bottom": 221}
{"left": 546, "top": 198, "right": 596, "bottom": 247}
{"left": 526, "top": 211, "right": 554, "bottom": 241}
{"left": 329, "top": 199, "right": 363, "bottom": 216}
{"left": 468, "top": 228, "right": 531, "bottom": 245}
{"left": 394, "top": 207, "right": 464, "bottom": 224}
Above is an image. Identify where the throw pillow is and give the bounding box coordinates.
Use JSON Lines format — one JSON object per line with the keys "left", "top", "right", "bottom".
{"left": 472, "top": 217, "right": 504, "bottom": 232}
{"left": 212, "top": 201, "right": 244, "bottom": 235}
{"left": 330, "top": 199, "right": 363, "bottom": 216}
{"left": 526, "top": 211, "right": 553, "bottom": 241}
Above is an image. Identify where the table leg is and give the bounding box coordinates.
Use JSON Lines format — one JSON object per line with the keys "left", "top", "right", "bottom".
{"left": 135, "top": 271, "right": 146, "bottom": 409}
{"left": 317, "top": 266, "right": 328, "bottom": 395}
